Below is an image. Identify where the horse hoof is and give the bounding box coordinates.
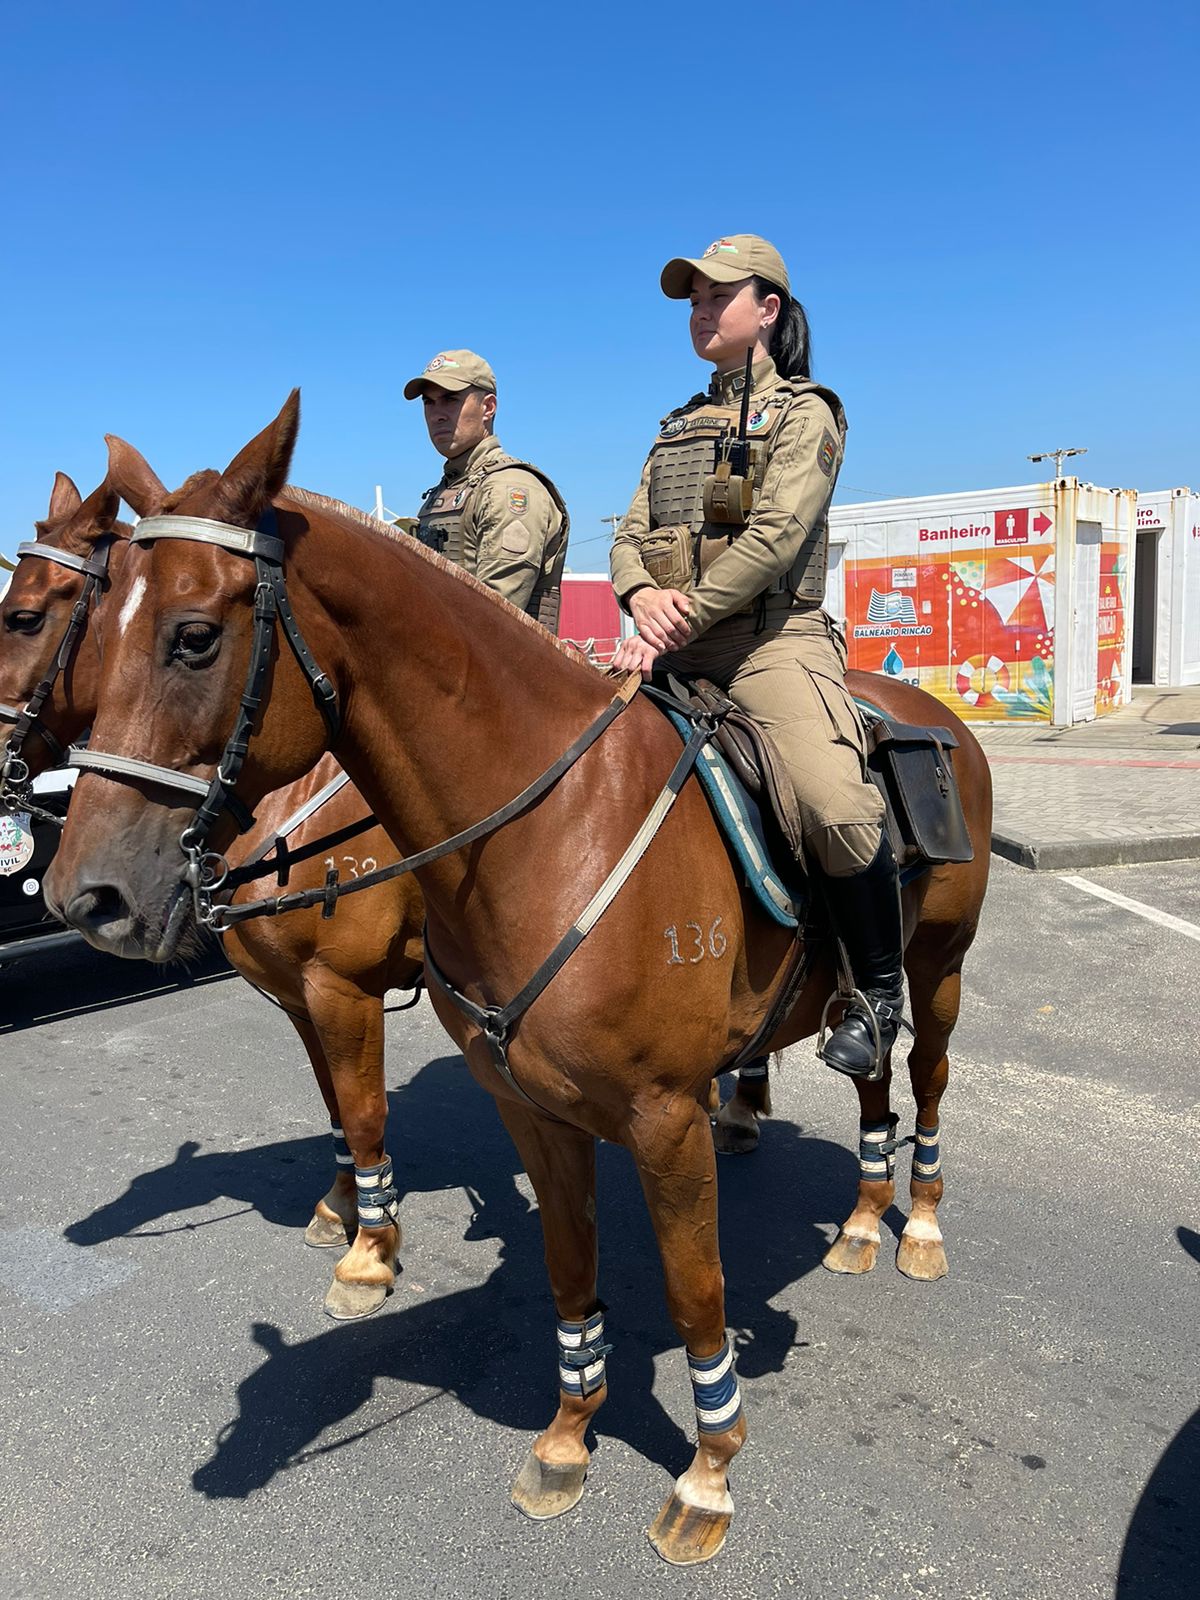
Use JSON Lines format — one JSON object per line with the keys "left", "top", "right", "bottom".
{"left": 822, "top": 1231, "right": 879, "bottom": 1274}
{"left": 896, "top": 1235, "right": 949, "bottom": 1281}
{"left": 305, "top": 1213, "right": 352, "bottom": 1250}
{"left": 713, "top": 1117, "right": 760, "bottom": 1156}
{"left": 511, "top": 1449, "right": 587, "bottom": 1520}
{"left": 323, "top": 1277, "right": 392, "bottom": 1321}
{"left": 647, "top": 1492, "right": 731, "bottom": 1565}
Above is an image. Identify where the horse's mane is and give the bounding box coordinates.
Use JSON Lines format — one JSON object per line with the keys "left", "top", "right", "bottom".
{"left": 281, "top": 485, "right": 598, "bottom": 672}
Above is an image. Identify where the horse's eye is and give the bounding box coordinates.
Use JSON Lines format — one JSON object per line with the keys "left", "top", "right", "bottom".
{"left": 173, "top": 621, "right": 221, "bottom": 665}
{"left": 4, "top": 610, "right": 45, "bottom": 636}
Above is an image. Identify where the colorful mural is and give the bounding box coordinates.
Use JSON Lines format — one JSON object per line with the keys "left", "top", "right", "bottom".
{"left": 844, "top": 517, "right": 1057, "bottom": 722}
{"left": 1097, "top": 542, "right": 1127, "bottom": 713}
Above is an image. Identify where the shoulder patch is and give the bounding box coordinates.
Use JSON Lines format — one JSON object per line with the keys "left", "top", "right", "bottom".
{"left": 817, "top": 429, "right": 838, "bottom": 478}
{"left": 508, "top": 486, "right": 528, "bottom": 515}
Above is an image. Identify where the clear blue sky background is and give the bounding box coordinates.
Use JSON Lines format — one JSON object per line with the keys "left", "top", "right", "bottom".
{"left": 2, "top": 0, "right": 1196, "bottom": 569}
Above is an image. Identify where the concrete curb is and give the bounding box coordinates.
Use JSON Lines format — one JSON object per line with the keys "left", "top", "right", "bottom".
{"left": 991, "top": 831, "right": 1200, "bottom": 871}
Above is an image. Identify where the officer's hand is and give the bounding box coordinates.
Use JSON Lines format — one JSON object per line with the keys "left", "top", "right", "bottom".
{"left": 611, "top": 634, "right": 661, "bottom": 681}
{"left": 629, "top": 586, "right": 692, "bottom": 652}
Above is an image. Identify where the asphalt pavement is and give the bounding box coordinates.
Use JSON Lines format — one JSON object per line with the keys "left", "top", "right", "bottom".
{"left": 1, "top": 857, "right": 1197, "bottom": 1600}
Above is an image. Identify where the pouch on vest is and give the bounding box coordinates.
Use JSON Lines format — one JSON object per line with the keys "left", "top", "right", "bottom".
{"left": 640, "top": 524, "right": 694, "bottom": 594}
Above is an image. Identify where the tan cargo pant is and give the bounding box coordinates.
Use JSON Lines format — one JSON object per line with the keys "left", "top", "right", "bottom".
{"left": 663, "top": 605, "right": 885, "bottom": 877}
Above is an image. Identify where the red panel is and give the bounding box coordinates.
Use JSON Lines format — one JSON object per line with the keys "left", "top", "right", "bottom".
{"left": 559, "top": 578, "right": 623, "bottom": 662}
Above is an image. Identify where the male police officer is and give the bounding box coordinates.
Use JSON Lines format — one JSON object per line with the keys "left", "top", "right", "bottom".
{"left": 403, "top": 350, "right": 569, "bottom": 630}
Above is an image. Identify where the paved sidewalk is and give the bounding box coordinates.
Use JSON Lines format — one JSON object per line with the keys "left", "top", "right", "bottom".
{"left": 972, "top": 685, "right": 1200, "bottom": 869}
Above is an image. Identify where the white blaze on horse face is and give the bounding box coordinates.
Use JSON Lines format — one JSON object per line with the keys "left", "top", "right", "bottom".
{"left": 117, "top": 574, "right": 147, "bottom": 637}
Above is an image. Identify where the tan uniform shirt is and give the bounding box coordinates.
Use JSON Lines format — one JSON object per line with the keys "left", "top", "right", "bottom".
{"left": 609, "top": 358, "right": 844, "bottom": 638}
{"left": 418, "top": 435, "right": 566, "bottom": 617}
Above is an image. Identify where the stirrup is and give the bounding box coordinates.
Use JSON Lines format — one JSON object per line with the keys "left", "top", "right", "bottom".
{"left": 816, "top": 984, "right": 913, "bottom": 1084}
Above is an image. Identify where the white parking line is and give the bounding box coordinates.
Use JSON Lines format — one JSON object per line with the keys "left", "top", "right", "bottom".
{"left": 1061, "top": 874, "right": 1200, "bottom": 944}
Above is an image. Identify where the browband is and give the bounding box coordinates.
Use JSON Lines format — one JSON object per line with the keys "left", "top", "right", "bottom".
{"left": 15, "top": 542, "right": 112, "bottom": 579}
{"left": 131, "top": 516, "right": 285, "bottom": 565}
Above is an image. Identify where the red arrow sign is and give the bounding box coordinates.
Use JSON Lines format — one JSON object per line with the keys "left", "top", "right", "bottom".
{"left": 1033, "top": 512, "right": 1052, "bottom": 535}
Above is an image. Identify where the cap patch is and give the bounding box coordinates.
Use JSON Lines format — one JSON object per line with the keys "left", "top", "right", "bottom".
{"left": 426, "top": 354, "right": 460, "bottom": 372}
{"left": 508, "top": 487, "right": 528, "bottom": 514}
{"left": 703, "top": 239, "right": 740, "bottom": 258}
{"left": 817, "top": 429, "right": 838, "bottom": 478}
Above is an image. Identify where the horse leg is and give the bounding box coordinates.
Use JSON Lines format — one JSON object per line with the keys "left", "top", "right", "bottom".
{"left": 287, "top": 1013, "right": 358, "bottom": 1250}
{"left": 302, "top": 970, "right": 399, "bottom": 1321}
{"left": 630, "top": 1096, "right": 747, "bottom": 1565}
{"left": 711, "top": 1056, "right": 773, "bottom": 1155}
{"left": 895, "top": 963, "right": 958, "bottom": 1281}
{"left": 494, "top": 1101, "right": 606, "bottom": 1521}
{"left": 823, "top": 1065, "right": 897, "bottom": 1275}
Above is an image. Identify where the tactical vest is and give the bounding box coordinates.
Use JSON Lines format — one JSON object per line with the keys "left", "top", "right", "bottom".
{"left": 414, "top": 450, "right": 570, "bottom": 632}
{"left": 640, "top": 378, "right": 846, "bottom": 608}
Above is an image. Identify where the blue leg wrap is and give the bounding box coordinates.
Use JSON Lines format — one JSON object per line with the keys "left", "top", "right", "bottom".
{"left": 331, "top": 1122, "right": 354, "bottom": 1170}
{"left": 557, "top": 1309, "right": 612, "bottom": 1399}
{"left": 912, "top": 1122, "right": 942, "bottom": 1183}
{"left": 688, "top": 1336, "right": 742, "bottom": 1434}
{"left": 354, "top": 1156, "right": 400, "bottom": 1231}
{"left": 858, "top": 1116, "right": 899, "bottom": 1182}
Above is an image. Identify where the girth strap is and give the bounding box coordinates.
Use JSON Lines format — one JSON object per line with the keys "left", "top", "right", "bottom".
{"left": 423, "top": 713, "right": 717, "bottom": 1115}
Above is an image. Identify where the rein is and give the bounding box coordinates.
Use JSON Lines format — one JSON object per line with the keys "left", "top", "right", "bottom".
{"left": 1, "top": 538, "right": 114, "bottom": 820}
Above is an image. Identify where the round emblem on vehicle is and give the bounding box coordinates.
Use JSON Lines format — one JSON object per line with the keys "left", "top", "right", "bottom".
{"left": 0, "top": 809, "right": 35, "bottom": 877}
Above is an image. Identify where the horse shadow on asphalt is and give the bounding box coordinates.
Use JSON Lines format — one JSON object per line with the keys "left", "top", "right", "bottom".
{"left": 63, "top": 1050, "right": 862, "bottom": 1497}
{"left": 1115, "top": 1224, "right": 1200, "bottom": 1599}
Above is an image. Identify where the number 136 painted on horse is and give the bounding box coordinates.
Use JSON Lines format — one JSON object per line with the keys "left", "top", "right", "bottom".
{"left": 46, "top": 394, "right": 991, "bottom": 1565}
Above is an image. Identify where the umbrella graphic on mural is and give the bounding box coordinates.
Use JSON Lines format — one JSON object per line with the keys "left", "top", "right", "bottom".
{"left": 978, "top": 550, "right": 1056, "bottom": 630}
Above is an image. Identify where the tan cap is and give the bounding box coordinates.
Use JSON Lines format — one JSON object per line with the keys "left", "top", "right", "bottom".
{"left": 660, "top": 234, "right": 790, "bottom": 300}
{"left": 403, "top": 349, "right": 496, "bottom": 401}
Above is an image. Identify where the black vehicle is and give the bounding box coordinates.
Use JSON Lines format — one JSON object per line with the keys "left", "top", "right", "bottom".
{"left": 0, "top": 767, "right": 83, "bottom": 965}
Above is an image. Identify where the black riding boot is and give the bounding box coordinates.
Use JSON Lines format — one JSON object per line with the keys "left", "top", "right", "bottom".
{"left": 817, "top": 833, "right": 906, "bottom": 1080}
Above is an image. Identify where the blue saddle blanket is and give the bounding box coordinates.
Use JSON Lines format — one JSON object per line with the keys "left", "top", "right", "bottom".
{"left": 662, "top": 707, "right": 801, "bottom": 929}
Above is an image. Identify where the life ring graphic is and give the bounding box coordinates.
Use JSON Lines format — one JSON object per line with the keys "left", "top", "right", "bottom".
{"left": 955, "top": 654, "right": 1010, "bottom": 707}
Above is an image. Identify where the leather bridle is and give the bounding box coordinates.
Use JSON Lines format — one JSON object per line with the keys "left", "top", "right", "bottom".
{"left": 1, "top": 538, "right": 115, "bottom": 817}
{"left": 68, "top": 509, "right": 341, "bottom": 921}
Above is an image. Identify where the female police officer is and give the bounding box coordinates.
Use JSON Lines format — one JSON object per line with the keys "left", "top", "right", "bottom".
{"left": 609, "top": 233, "right": 901, "bottom": 1079}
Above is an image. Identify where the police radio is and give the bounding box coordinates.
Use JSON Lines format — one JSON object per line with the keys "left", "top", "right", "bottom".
{"left": 702, "top": 346, "right": 756, "bottom": 527}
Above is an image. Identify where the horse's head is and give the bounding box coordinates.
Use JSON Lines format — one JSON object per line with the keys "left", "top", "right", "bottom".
{"left": 1, "top": 472, "right": 129, "bottom": 781}
{"left": 45, "top": 392, "right": 339, "bottom": 962}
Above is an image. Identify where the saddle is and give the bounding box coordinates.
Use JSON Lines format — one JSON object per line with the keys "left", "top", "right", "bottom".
{"left": 653, "top": 673, "right": 973, "bottom": 889}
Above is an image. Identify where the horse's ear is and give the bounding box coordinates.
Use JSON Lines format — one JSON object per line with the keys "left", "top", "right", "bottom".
{"left": 47, "top": 471, "right": 83, "bottom": 522}
{"left": 59, "top": 478, "right": 121, "bottom": 558}
{"left": 105, "top": 434, "right": 168, "bottom": 519}
{"left": 211, "top": 389, "right": 301, "bottom": 527}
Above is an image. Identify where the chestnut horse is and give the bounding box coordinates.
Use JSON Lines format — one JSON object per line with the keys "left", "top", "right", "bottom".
{"left": 1, "top": 464, "right": 779, "bottom": 1319}
{"left": 45, "top": 397, "right": 990, "bottom": 1563}
{"left": 0, "top": 468, "right": 420, "bottom": 1317}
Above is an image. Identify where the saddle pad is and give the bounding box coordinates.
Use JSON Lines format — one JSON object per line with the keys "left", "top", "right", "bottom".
{"left": 661, "top": 707, "right": 800, "bottom": 929}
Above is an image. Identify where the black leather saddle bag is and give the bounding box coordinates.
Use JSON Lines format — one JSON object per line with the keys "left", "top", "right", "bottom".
{"left": 862, "top": 717, "right": 974, "bottom": 868}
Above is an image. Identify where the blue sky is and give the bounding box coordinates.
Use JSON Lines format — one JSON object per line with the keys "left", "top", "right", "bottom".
{"left": 2, "top": 0, "right": 1196, "bottom": 569}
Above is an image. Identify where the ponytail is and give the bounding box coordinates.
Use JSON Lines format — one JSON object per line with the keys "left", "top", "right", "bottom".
{"left": 752, "top": 276, "right": 812, "bottom": 380}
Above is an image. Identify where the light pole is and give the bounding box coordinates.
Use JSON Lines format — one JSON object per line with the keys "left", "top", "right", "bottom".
{"left": 1028, "top": 447, "right": 1087, "bottom": 479}
{"left": 600, "top": 514, "right": 623, "bottom": 540}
